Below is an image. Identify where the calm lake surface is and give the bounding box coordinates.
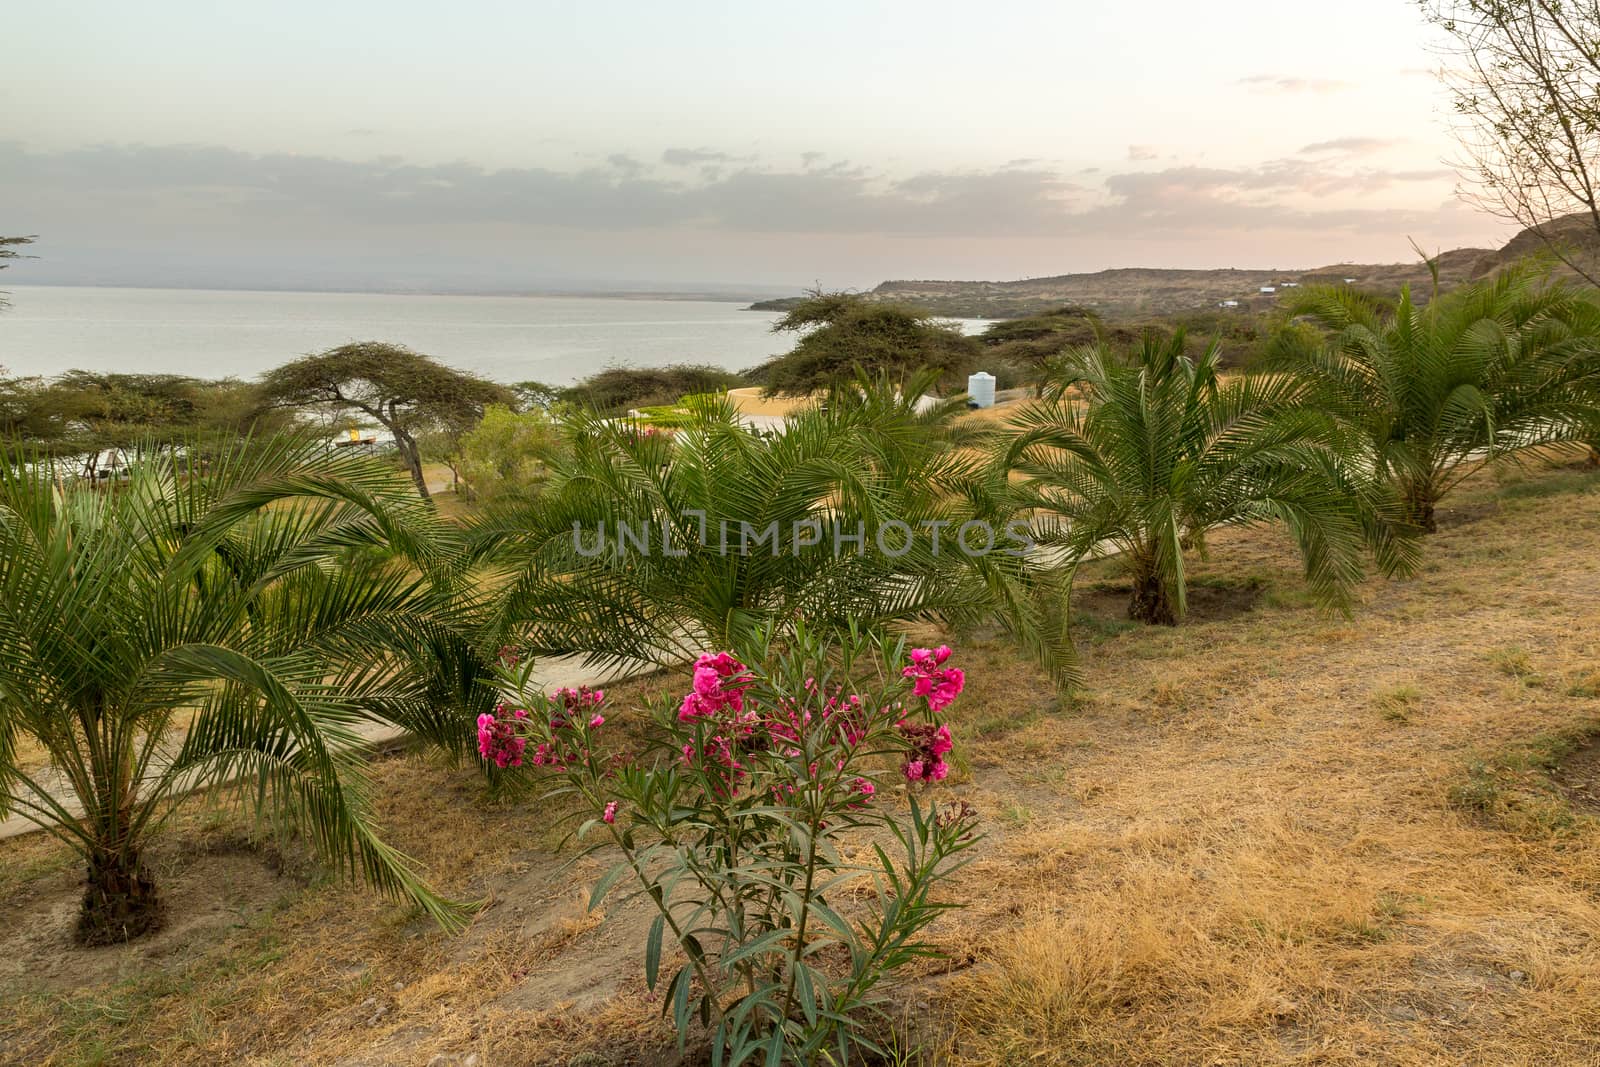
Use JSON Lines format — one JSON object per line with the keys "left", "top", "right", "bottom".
{"left": 0, "top": 286, "right": 805, "bottom": 384}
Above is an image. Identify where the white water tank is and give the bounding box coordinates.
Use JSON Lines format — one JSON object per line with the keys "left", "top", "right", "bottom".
{"left": 967, "top": 371, "right": 996, "bottom": 408}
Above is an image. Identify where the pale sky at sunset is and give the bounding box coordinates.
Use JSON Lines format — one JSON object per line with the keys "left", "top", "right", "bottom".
{"left": 2, "top": 0, "right": 1509, "bottom": 293}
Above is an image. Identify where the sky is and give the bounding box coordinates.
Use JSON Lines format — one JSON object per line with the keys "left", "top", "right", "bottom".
{"left": 1, "top": 0, "right": 1509, "bottom": 293}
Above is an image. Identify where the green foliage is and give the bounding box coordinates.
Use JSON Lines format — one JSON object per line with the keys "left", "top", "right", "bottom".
{"left": 499, "top": 626, "right": 980, "bottom": 1064}
{"left": 259, "top": 342, "right": 512, "bottom": 498}
{"left": 456, "top": 404, "right": 568, "bottom": 503}
{"left": 0, "top": 373, "right": 292, "bottom": 459}
{"left": 753, "top": 292, "right": 981, "bottom": 397}
{"left": 0, "top": 436, "right": 489, "bottom": 941}
{"left": 558, "top": 364, "right": 748, "bottom": 415}
{"left": 998, "top": 330, "right": 1416, "bottom": 624}
{"left": 979, "top": 307, "right": 1103, "bottom": 393}
{"left": 467, "top": 376, "right": 1075, "bottom": 687}
{"left": 512, "top": 380, "right": 564, "bottom": 410}
{"left": 0, "top": 235, "right": 34, "bottom": 312}
{"left": 1276, "top": 264, "right": 1600, "bottom": 531}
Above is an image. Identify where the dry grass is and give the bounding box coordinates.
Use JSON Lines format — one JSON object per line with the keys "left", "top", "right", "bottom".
{"left": 6, "top": 456, "right": 1600, "bottom": 1065}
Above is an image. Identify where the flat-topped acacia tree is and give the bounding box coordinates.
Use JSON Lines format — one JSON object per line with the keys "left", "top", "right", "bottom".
{"left": 260, "top": 342, "right": 512, "bottom": 498}
{"left": 0, "top": 437, "right": 488, "bottom": 943}
{"left": 751, "top": 291, "right": 981, "bottom": 397}
{"left": 0, "top": 235, "right": 35, "bottom": 312}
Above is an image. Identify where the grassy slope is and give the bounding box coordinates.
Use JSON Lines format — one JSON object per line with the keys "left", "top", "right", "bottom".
{"left": 4, "top": 456, "right": 1600, "bottom": 1065}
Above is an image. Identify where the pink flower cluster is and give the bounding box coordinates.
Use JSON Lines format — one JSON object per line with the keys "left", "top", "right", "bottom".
{"left": 902, "top": 646, "right": 965, "bottom": 712}
{"left": 550, "top": 685, "right": 605, "bottom": 728}
{"left": 476, "top": 687, "right": 608, "bottom": 771}
{"left": 678, "top": 652, "right": 751, "bottom": 722}
{"left": 478, "top": 646, "right": 963, "bottom": 810}
{"left": 898, "top": 721, "right": 953, "bottom": 783}
{"left": 477, "top": 704, "right": 529, "bottom": 768}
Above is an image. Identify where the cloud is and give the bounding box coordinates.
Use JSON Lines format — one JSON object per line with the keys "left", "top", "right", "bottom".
{"left": 1237, "top": 74, "right": 1351, "bottom": 94}
{"left": 1127, "top": 145, "right": 1158, "bottom": 161}
{"left": 1298, "top": 137, "right": 1401, "bottom": 155}
{"left": 0, "top": 140, "right": 1464, "bottom": 254}
{"left": 605, "top": 153, "right": 647, "bottom": 175}
{"left": 662, "top": 147, "right": 734, "bottom": 166}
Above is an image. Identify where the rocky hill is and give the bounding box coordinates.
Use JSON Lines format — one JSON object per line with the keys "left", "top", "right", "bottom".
{"left": 749, "top": 221, "right": 1600, "bottom": 318}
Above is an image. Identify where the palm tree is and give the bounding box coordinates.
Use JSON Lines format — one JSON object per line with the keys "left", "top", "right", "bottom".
{"left": 998, "top": 332, "right": 1414, "bottom": 625}
{"left": 467, "top": 380, "right": 1075, "bottom": 686}
{"left": 0, "top": 437, "right": 486, "bottom": 943}
{"left": 1276, "top": 264, "right": 1600, "bottom": 532}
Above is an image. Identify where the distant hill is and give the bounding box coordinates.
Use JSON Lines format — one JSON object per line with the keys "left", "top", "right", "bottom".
{"left": 1467, "top": 212, "right": 1600, "bottom": 281}
{"left": 747, "top": 239, "right": 1561, "bottom": 319}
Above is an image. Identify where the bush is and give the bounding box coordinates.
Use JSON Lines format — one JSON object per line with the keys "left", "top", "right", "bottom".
{"left": 479, "top": 626, "right": 980, "bottom": 1062}
{"left": 560, "top": 364, "right": 748, "bottom": 415}
{"left": 456, "top": 403, "right": 567, "bottom": 502}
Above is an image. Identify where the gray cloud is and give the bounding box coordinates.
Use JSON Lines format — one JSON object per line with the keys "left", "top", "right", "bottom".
{"left": 662, "top": 147, "right": 735, "bottom": 166}
{"left": 605, "top": 153, "right": 647, "bottom": 176}
{"left": 1238, "top": 74, "right": 1351, "bottom": 94}
{"left": 1298, "top": 137, "right": 1401, "bottom": 155}
{"left": 0, "top": 140, "right": 1463, "bottom": 253}
{"left": 1127, "top": 145, "right": 1158, "bottom": 161}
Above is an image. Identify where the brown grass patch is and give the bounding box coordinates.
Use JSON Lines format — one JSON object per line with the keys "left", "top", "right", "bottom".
{"left": 6, "top": 457, "right": 1600, "bottom": 1064}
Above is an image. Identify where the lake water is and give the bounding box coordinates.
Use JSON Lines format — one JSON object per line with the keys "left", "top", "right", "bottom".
{"left": 0, "top": 285, "right": 805, "bottom": 385}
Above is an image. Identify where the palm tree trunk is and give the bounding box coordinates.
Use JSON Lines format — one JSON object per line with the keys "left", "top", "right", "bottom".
{"left": 1403, "top": 480, "right": 1439, "bottom": 534}
{"left": 77, "top": 847, "right": 163, "bottom": 945}
{"left": 1128, "top": 562, "right": 1178, "bottom": 626}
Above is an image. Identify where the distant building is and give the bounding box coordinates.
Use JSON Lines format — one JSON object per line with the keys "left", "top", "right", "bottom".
{"left": 1343, "top": 277, "right": 1357, "bottom": 284}
{"left": 1281, "top": 281, "right": 1300, "bottom": 288}
{"left": 1259, "top": 286, "right": 1276, "bottom": 294}
{"left": 1218, "top": 299, "right": 1240, "bottom": 308}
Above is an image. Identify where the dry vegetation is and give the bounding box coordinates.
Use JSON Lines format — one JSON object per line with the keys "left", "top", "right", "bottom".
{"left": 5, "top": 454, "right": 1600, "bottom": 1066}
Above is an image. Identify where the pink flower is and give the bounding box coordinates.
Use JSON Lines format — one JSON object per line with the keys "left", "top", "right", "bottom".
{"left": 589, "top": 713, "right": 606, "bottom": 728}
{"left": 902, "top": 648, "right": 965, "bottom": 713}
{"left": 602, "top": 801, "right": 618, "bottom": 824}
{"left": 477, "top": 711, "right": 527, "bottom": 768}
{"left": 849, "top": 777, "right": 876, "bottom": 808}
{"left": 898, "top": 720, "right": 954, "bottom": 784}
{"left": 678, "top": 652, "right": 750, "bottom": 721}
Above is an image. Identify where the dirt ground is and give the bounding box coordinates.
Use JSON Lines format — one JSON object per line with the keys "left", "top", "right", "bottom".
{"left": 4, "top": 456, "right": 1600, "bottom": 1066}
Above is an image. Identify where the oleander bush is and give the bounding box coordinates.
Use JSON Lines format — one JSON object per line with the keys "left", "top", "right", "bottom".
{"left": 477, "top": 625, "right": 980, "bottom": 1064}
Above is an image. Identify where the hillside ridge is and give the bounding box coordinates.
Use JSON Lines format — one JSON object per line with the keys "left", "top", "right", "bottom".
{"left": 749, "top": 221, "right": 1600, "bottom": 318}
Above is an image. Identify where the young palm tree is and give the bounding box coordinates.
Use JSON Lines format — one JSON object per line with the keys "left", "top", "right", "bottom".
{"left": 1276, "top": 264, "right": 1600, "bottom": 532}
{"left": 999, "top": 332, "right": 1414, "bottom": 625}
{"left": 0, "top": 437, "right": 484, "bottom": 943}
{"left": 467, "top": 382, "right": 1076, "bottom": 685}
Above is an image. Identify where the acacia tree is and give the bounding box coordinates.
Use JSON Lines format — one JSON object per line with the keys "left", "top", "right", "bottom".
{"left": 1424, "top": 0, "right": 1600, "bottom": 282}
{"left": 260, "top": 342, "right": 511, "bottom": 498}
{"left": 751, "top": 291, "right": 980, "bottom": 396}
{"left": 0, "top": 235, "right": 35, "bottom": 312}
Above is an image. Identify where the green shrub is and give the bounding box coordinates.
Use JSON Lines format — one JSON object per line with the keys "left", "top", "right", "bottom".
{"left": 481, "top": 626, "right": 979, "bottom": 1063}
